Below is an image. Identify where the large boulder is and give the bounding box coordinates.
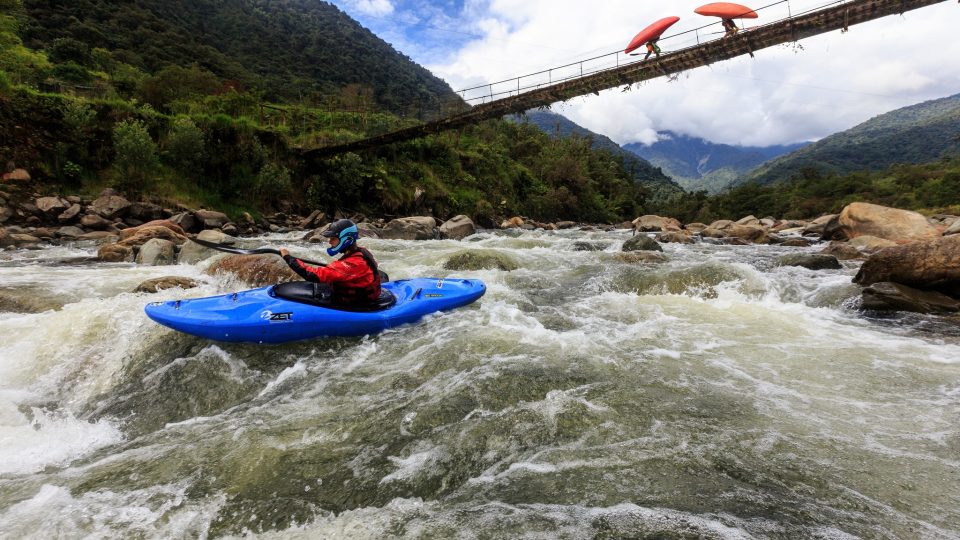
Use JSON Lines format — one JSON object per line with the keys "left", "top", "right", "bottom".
{"left": 117, "top": 225, "right": 187, "bottom": 248}
{"left": 500, "top": 217, "right": 524, "bottom": 229}
{"left": 1, "top": 168, "right": 30, "bottom": 182}
{"left": 853, "top": 235, "right": 960, "bottom": 292}
{"left": 178, "top": 229, "right": 235, "bottom": 264}
{"left": 35, "top": 196, "right": 68, "bottom": 216}
{"left": 127, "top": 202, "right": 165, "bottom": 222}
{"left": 97, "top": 243, "right": 134, "bottom": 262}
{"left": 861, "top": 282, "right": 960, "bottom": 314}
{"left": 439, "top": 215, "right": 476, "bottom": 240}
{"left": 622, "top": 234, "right": 663, "bottom": 252}
{"left": 443, "top": 250, "right": 518, "bottom": 271}
{"left": 820, "top": 241, "right": 864, "bottom": 260}
{"left": 58, "top": 204, "right": 82, "bottom": 223}
{"left": 89, "top": 194, "right": 132, "bottom": 219}
{"left": 195, "top": 209, "right": 229, "bottom": 229}
{"left": 802, "top": 214, "right": 836, "bottom": 236}
{"left": 135, "top": 238, "right": 177, "bottom": 265}
{"left": 826, "top": 202, "right": 939, "bottom": 243}
{"left": 0, "top": 227, "right": 12, "bottom": 247}
{"left": 657, "top": 231, "right": 694, "bottom": 244}
{"left": 79, "top": 213, "right": 113, "bottom": 230}
{"left": 206, "top": 254, "right": 299, "bottom": 286}
{"left": 134, "top": 276, "right": 199, "bottom": 293}
{"left": 724, "top": 224, "right": 768, "bottom": 244}
{"left": 381, "top": 216, "right": 437, "bottom": 240}
{"left": 776, "top": 254, "right": 842, "bottom": 270}
{"left": 632, "top": 215, "right": 681, "bottom": 233}
{"left": 170, "top": 211, "right": 202, "bottom": 234}
{"left": 120, "top": 220, "right": 186, "bottom": 239}
{"left": 944, "top": 219, "right": 960, "bottom": 236}
{"left": 55, "top": 226, "right": 86, "bottom": 239}
{"left": 0, "top": 205, "right": 11, "bottom": 224}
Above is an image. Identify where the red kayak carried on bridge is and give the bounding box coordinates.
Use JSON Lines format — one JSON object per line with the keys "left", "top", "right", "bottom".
{"left": 694, "top": 2, "right": 758, "bottom": 19}
{"left": 624, "top": 16, "right": 681, "bottom": 54}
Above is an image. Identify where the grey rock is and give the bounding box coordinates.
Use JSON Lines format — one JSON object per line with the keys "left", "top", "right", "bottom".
{"left": 861, "top": 281, "right": 960, "bottom": 314}
{"left": 622, "top": 234, "right": 663, "bottom": 252}
{"left": 776, "top": 254, "right": 842, "bottom": 270}
{"left": 136, "top": 238, "right": 177, "bottom": 265}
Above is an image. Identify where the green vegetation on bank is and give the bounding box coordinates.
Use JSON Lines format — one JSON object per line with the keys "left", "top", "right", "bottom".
{"left": 0, "top": 84, "right": 654, "bottom": 223}
{"left": 663, "top": 158, "right": 960, "bottom": 223}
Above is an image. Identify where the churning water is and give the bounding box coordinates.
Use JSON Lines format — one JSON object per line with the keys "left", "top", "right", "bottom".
{"left": 0, "top": 229, "right": 958, "bottom": 539}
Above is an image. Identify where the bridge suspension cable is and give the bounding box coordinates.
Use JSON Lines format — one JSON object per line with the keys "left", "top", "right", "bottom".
{"left": 304, "top": 0, "right": 952, "bottom": 160}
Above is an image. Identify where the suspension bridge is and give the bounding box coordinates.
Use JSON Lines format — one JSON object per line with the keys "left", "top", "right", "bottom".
{"left": 303, "top": 0, "right": 951, "bottom": 160}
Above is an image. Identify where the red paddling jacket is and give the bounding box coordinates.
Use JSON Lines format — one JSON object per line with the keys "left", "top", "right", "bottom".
{"left": 283, "top": 247, "right": 381, "bottom": 304}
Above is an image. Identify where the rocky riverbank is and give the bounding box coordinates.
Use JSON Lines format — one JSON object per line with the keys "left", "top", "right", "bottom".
{"left": 2, "top": 181, "right": 959, "bottom": 317}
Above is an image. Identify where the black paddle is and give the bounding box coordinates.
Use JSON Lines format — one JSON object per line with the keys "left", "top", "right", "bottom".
{"left": 189, "top": 237, "right": 390, "bottom": 282}
{"left": 189, "top": 237, "right": 327, "bottom": 267}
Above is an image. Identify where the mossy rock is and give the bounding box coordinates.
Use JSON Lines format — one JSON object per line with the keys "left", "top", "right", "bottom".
{"left": 443, "top": 250, "right": 519, "bottom": 271}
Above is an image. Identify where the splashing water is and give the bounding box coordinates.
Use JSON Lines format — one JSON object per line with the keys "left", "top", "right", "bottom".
{"left": 1, "top": 231, "right": 958, "bottom": 538}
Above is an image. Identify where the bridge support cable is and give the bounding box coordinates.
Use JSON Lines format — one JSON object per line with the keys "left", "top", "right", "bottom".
{"left": 303, "top": 0, "right": 950, "bottom": 160}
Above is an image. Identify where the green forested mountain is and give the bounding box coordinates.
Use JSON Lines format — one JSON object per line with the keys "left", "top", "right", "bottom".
{"left": 623, "top": 131, "right": 807, "bottom": 194}
{"left": 18, "top": 0, "right": 458, "bottom": 114}
{"left": 743, "top": 93, "right": 960, "bottom": 186}
{"left": 510, "top": 110, "right": 685, "bottom": 206}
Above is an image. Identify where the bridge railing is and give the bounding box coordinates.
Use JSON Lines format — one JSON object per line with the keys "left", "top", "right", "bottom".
{"left": 456, "top": 0, "right": 849, "bottom": 105}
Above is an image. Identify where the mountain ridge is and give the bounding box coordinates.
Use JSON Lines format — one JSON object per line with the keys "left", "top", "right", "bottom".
{"left": 623, "top": 131, "right": 807, "bottom": 194}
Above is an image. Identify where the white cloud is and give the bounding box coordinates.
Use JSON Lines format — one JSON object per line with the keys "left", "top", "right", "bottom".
{"left": 349, "top": 0, "right": 394, "bottom": 17}
{"left": 424, "top": 0, "right": 960, "bottom": 146}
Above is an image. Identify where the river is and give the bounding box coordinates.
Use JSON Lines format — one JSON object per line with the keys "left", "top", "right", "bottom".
{"left": 1, "top": 228, "right": 958, "bottom": 538}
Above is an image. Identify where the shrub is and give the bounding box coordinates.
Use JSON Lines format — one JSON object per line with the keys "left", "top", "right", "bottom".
{"left": 164, "top": 117, "right": 205, "bottom": 174}
{"left": 0, "top": 70, "right": 9, "bottom": 93}
{"left": 112, "top": 119, "right": 158, "bottom": 194}
{"left": 254, "top": 162, "right": 292, "bottom": 207}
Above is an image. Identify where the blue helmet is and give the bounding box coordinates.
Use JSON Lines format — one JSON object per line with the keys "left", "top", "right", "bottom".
{"left": 322, "top": 219, "right": 359, "bottom": 256}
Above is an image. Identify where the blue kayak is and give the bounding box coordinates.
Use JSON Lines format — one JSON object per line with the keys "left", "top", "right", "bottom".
{"left": 145, "top": 277, "right": 486, "bottom": 343}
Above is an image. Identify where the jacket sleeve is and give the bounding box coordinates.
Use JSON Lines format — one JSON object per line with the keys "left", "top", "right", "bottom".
{"left": 283, "top": 255, "right": 323, "bottom": 283}
{"left": 283, "top": 255, "right": 354, "bottom": 284}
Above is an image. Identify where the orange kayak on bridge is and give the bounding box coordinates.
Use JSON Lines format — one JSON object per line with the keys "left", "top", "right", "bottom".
{"left": 694, "top": 2, "right": 759, "bottom": 18}
{"left": 624, "top": 16, "right": 681, "bottom": 54}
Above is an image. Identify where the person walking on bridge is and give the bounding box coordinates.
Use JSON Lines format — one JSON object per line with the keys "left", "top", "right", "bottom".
{"left": 644, "top": 39, "right": 661, "bottom": 60}
{"left": 722, "top": 18, "right": 739, "bottom": 37}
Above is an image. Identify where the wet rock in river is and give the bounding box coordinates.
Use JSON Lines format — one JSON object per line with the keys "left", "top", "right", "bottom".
{"left": 178, "top": 229, "right": 235, "bottom": 264}
{"left": 135, "top": 238, "right": 176, "bottom": 265}
{"left": 861, "top": 282, "right": 960, "bottom": 314}
{"left": 206, "top": 254, "right": 299, "bottom": 286}
{"left": 134, "top": 276, "right": 199, "bottom": 293}
{"left": 776, "top": 254, "right": 842, "bottom": 270}
{"left": 824, "top": 202, "right": 940, "bottom": 243}
{"left": 622, "top": 234, "right": 662, "bottom": 252}
{"left": 443, "top": 250, "right": 518, "bottom": 271}
{"left": 853, "top": 234, "right": 960, "bottom": 291}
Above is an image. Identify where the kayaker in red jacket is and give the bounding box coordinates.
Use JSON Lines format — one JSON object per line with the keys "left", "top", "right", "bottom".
{"left": 279, "top": 219, "right": 381, "bottom": 306}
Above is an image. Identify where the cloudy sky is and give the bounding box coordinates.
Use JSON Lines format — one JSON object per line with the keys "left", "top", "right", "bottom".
{"left": 328, "top": 0, "right": 960, "bottom": 147}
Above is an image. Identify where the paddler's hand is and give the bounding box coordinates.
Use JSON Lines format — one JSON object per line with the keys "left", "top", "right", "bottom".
{"left": 279, "top": 248, "right": 290, "bottom": 258}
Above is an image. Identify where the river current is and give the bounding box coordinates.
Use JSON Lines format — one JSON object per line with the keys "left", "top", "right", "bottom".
{"left": 0, "top": 228, "right": 958, "bottom": 539}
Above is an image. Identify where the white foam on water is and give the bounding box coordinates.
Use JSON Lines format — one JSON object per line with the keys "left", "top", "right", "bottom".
{"left": 0, "top": 403, "right": 122, "bottom": 475}
{"left": 380, "top": 444, "right": 450, "bottom": 485}
{"left": 0, "top": 483, "right": 224, "bottom": 539}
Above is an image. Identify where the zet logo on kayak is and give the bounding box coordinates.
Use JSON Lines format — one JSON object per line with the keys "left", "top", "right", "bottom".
{"left": 436, "top": 279, "right": 444, "bottom": 288}
{"left": 260, "top": 310, "right": 293, "bottom": 322}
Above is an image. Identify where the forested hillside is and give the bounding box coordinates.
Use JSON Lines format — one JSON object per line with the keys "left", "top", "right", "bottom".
{"left": 623, "top": 131, "right": 807, "bottom": 194}
{"left": 17, "top": 0, "right": 457, "bottom": 115}
{"left": 744, "top": 93, "right": 960, "bottom": 186}
{"left": 510, "top": 111, "right": 685, "bottom": 206}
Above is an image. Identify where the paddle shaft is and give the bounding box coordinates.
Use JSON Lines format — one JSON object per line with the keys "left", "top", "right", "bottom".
{"left": 189, "top": 237, "right": 328, "bottom": 267}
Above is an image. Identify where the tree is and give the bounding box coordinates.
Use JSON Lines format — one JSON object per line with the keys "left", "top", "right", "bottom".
{"left": 112, "top": 119, "right": 158, "bottom": 194}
